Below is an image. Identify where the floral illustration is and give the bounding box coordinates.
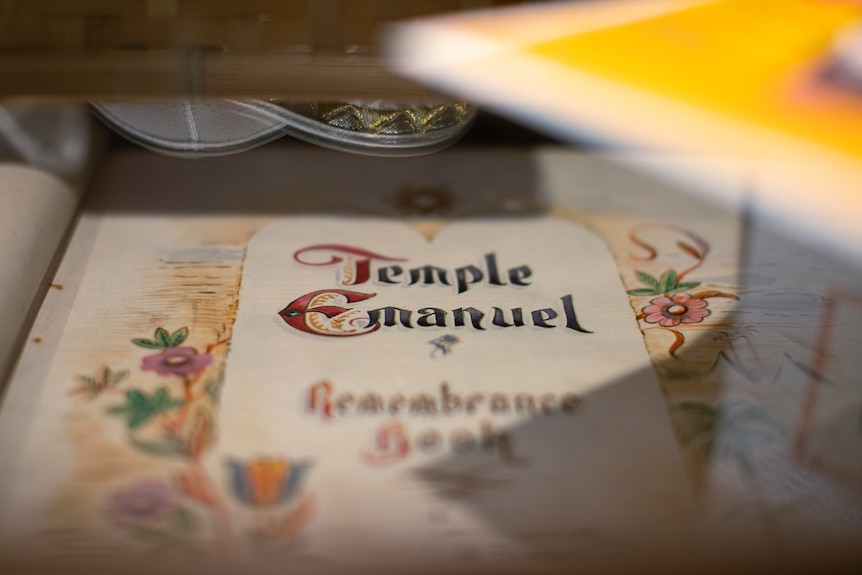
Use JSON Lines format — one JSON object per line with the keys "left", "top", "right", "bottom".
{"left": 107, "top": 387, "right": 184, "bottom": 430}
{"left": 625, "top": 224, "right": 737, "bottom": 358}
{"left": 132, "top": 326, "right": 191, "bottom": 350}
{"left": 133, "top": 327, "right": 216, "bottom": 402}
{"left": 642, "top": 292, "right": 711, "bottom": 327}
{"left": 142, "top": 347, "right": 213, "bottom": 377}
{"left": 107, "top": 479, "right": 200, "bottom": 546}
{"left": 626, "top": 268, "right": 702, "bottom": 297}
{"left": 227, "top": 457, "right": 312, "bottom": 507}
{"left": 70, "top": 366, "right": 128, "bottom": 400}
{"left": 227, "top": 457, "right": 316, "bottom": 550}
{"left": 74, "top": 324, "right": 315, "bottom": 554}
{"left": 108, "top": 481, "right": 179, "bottom": 528}
{"left": 225, "top": 457, "right": 315, "bottom": 551}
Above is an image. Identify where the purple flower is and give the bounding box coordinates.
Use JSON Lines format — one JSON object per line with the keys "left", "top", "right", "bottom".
{"left": 141, "top": 347, "right": 212, "bottom": 377}
{"left": 107, "top": 481, "right": 178, "bottom": 528}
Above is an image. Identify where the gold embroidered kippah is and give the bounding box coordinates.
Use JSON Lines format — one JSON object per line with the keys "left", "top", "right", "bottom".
{"left": 93, "top": 98, "right": 475, "bottom": 157}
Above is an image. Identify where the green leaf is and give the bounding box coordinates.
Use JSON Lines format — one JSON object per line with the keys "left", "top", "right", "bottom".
{"left": 108, "top": 388, "right": 184, "bottom": 430}
{"left": 165, "top": 399, "right": 185, "bottom": 411}
{"left": 74, "top": 366, "right": 131, "bottom": 400}
{"left": 109, "top": 369, "right": 130, "bottom": 386}
{"left": 107, "top": 404, "right": 148, "bottom": 430}
{"left": 132, "top": 338, "right": 164, "bottom": 349}
{"left": 658, "top": 269, "right": 678, "bottom": 293}
{"left": 155, "top": 328, "right": 171, "bottom": 347}
{"left": 78, "top": 375, "right": 97, "bottom": 387}
{"left": 152, "top": 387, "right": 184, "bottom": 412}
{"left": 127, "top": 389, "right": 150, "bottom": 410}
{"left": 627, "top": 287, "right": 660, "bottom": 296}
{"left": 169, "top": 327, "right": 189, "bottom": 347}
{"left": 152, "top": 387, "right": 168, "bottom": 407}
{"left": 157, "top": 398, "right": 183, "bottom": 412}
{"left": 130, "top": 437, "right": 187, "bottom": 457}
{"left": 668, "top": 281, "right": 701, "bottom": 293}
{"left": 635, "top": 270, "right": 660, "bottom": 290}
{"left": 127, "top": 410, "right": 155, "bottom": 430}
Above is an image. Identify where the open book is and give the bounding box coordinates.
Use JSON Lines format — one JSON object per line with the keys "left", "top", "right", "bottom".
{"left": 1, "top": 142, "right": 861, "bottom": 572}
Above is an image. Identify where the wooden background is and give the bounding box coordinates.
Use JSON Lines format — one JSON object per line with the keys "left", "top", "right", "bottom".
{"left": 0, "top": 0, "right": 529, "bottom": 100}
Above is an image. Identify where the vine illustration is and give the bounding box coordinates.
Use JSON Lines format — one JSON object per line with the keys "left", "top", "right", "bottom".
{"left": 72, "top": 326, "right": 314, "bottom": 553}
{"left": 626, "top": 223, "right": 738, "bottom": 358}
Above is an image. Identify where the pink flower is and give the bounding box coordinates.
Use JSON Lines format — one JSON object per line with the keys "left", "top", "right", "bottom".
{"left": 107, "top": 481, "right": 178, "bottom": 527}
{"left": 141, "top": 347, "right": 212, "bottom": 377}
{"left": 642, "top": 293, "right": 710, "bottom": 327}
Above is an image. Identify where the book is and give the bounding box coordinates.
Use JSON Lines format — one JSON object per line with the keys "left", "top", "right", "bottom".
{"left": 1, "top": 144, "right": 861, "bottom": 572}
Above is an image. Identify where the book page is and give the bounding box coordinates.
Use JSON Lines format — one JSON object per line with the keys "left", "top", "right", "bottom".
{"left": 0, "top": 147, "right": 729, "bottom": 573}
{"left": 0, "top": 102, "right": 98, "bottom": 381}
{"left": 6, "top": 141, "right": 862, "bottom": 569}
{"left": 0, "top": 165, "right": 82, "bottom": 380}
{"left": 217, "top": 216, "right": 692, "bottom": 568}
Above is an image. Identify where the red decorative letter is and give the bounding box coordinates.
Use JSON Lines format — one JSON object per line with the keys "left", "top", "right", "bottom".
{"left": 307, "top": 380, "right": 334, "bottom": 421}
{"left": 361, "top": 422, "right": 410, "bottom": 465}
{"left": 293, "top": 245, "right": 406, "bottom": 285}
{"left": 279, "top": 289, "right": 379, "bottom": 337}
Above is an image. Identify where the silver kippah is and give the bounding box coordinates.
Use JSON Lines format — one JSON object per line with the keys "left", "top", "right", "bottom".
{"left": 93, "top": 98, "right": 475, "bottom": 158}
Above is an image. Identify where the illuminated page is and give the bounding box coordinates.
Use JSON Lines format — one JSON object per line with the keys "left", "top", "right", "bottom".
{"left": 0, "top": 148, "right": 702, "bottom": 573}
{"left": 217, "top": 216, "right": 693, "bottom": 569}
